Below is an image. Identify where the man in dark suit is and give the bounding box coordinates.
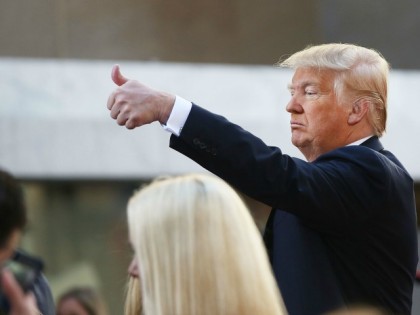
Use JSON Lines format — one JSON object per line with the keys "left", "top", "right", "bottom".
{"left": 107, "top": 43, "right": 418, "bottom": 315}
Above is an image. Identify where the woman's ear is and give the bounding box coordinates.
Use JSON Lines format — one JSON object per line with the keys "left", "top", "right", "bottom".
{"left": 348, "top": 98, "right": 370, "bottom": 125}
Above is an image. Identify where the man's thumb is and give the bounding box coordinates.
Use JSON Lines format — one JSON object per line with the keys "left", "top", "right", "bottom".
{"left": 111, "top": 64, "right": 129, "bottom": 86}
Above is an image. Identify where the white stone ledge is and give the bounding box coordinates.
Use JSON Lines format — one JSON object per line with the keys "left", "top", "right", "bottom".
{"left": 0, "top": 58, "right": 419, "bottom": 180}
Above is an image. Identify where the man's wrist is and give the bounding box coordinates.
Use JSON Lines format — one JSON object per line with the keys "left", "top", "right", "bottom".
{"left": 162, "top": 96, "right": 192, "bottom": 136}
{"left": 158, "top": 93, "right": 176, "bottom": 125}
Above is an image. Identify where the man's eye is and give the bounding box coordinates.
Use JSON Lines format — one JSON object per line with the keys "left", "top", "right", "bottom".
{"left": 305, "top": 91, "right": 320, "bottom": 99}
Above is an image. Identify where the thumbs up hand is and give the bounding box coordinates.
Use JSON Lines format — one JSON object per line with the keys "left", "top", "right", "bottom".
{"left": 111, "top": 64, "right": 129, "bottom": 86}
{"left": 107, "top": 65, "right": 175, "bottom": 129}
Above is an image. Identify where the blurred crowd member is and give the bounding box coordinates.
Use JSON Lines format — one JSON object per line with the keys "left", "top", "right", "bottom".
{"left": 56, "top": 286, "right": 109, "bottom": 315}
{"left": 126, "top": 173, "right": 287, "bottom": 315}
{"left": 0, "top": 169, "right": 54, "bottom": 315}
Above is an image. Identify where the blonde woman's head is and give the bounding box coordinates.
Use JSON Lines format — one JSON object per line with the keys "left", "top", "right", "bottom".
{"left": 127, "top": 173, "right": 286, "bottom": 315}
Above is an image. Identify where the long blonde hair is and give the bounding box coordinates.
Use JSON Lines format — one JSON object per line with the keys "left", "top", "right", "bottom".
{"left": 124, "top": 276, "right": 142, "bottom": 315}
{"left": 127, "top": 173, "right": 286, "bottom": 315}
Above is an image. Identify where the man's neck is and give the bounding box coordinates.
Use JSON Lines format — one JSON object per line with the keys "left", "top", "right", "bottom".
{"left": 300, "top": 134, "right": 375, "bottom": 162}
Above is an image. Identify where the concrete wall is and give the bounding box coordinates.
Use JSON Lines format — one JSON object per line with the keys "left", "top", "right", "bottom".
{"left": 1, "top": 1, "right": 419, "bottom": 68}
{"left": 0, "top": 0, "right": 317, "bottom": 64}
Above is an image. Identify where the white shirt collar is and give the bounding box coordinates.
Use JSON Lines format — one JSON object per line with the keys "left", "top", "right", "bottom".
{"left": 346, "top": 135, "right": 373, "bottom": 146}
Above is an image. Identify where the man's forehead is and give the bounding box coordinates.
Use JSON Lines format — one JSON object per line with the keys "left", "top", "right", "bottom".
{"left": 288, "top": 68, "right": 335, "bottom": 88}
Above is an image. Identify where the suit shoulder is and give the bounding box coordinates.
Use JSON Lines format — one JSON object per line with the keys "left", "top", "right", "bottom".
{"left": 317, "top": 145, "right": 412, "bottom": 182}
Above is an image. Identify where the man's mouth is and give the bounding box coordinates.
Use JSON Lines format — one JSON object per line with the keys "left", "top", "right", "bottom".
{"left": 290, "top": 121, "right": 304, "bottom": 128}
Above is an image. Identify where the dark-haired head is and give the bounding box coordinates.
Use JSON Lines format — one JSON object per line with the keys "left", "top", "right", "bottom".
{"left": 0, "top": 169, "right": 27, "bottom": 249}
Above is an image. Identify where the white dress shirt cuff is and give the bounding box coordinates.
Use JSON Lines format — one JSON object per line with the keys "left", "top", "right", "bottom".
{"left": 162, "top": 95, "right": 192, "bottom": 136}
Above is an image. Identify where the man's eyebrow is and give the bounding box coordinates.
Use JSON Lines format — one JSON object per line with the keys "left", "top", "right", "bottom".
{"left": 287, "top": 81, "right": 319, "bottom": 90}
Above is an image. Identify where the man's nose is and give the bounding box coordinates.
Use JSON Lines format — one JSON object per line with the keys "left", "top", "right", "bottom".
{"left": 286, "top": 95, "right": 303, "bottom": 113}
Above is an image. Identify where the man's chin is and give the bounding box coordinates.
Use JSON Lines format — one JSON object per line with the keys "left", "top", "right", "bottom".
{"left": 291, "top": 137, "right": 306, "bottom": 148}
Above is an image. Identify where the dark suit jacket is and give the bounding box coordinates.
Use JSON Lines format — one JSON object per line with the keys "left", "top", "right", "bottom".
{"left": 170, "top": 105, "right": 418, "bottom": 315}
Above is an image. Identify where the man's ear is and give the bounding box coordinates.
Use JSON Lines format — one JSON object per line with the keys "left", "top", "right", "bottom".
{"left": 348, "top": 98, "right": 370, "bottom": 125}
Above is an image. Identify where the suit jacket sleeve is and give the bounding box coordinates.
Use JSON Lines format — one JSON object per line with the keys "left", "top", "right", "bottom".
{"left": 169, "top": 104, "right": 411, "bottom": 235}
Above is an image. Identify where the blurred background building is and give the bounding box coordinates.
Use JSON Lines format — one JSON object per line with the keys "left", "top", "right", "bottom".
{"left": 1, "top": 0, "right": 419, "bottom": 314}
